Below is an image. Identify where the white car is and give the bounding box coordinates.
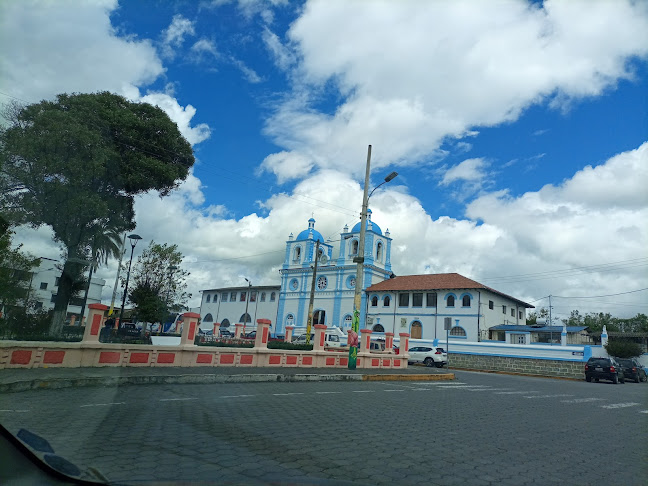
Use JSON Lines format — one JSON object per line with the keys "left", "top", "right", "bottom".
{"left": 293, "top": 333, "right": 344, "bottom": 347}
{"left": 408, "top": 346, "right": 448, "bottom": 368}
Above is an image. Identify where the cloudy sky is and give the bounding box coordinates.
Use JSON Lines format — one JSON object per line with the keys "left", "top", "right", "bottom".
{"left": 2, "top": 0, "right": 647, "bottom": 320}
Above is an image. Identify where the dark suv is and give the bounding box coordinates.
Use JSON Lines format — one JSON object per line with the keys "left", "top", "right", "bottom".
{"left": 584, "top": 357, "right": 625, "bottom": 384}
{"left": 616, "top": 358, "right": 647, "bottom": 383}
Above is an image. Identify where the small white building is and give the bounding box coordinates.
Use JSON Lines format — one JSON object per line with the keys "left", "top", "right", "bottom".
{"left": 365, "top": 273, "right": 534, "bottom": 342}
{"left": 199, "top": 285, "right": 281, "bottom": 332}
{"left": 28, "top": 259, "right": 106, "bottom": 322}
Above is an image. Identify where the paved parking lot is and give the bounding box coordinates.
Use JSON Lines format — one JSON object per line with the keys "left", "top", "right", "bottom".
{"left": 1, "top": 371, "right": 646, "bottom": 485}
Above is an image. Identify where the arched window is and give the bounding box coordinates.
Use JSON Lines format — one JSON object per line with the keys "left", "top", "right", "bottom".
{"left": 343, "top": 315, "right": 352, "bottom": 328}
{"left": 239, "top": 313, "right": 251, "bottom": 323}
{"left": 286, "top": 314, "right": 294, "bottom": 326}
{"left": 376, "top": 242, "right": 383, "bottom": 262}
{"left": 213, "top": 294, "right": 217, "bottom": 303}
{"left": 317, "top": 248, "right": 323, "bottom": 260}
{"left": 351, "top": 240, "right": 359, "bottom": 255}
{"left": 383, "top": 296, "right": 390, "bottom": 307}
{"left": 260, "top": 292, "right": 266, "bottom": 302}
{"left": 373, "top": 324, "right": 384, "bottom": 332}
{"left": 293, "top": 246, "right": 301, "bottom": 262}
{"left": 371, "top": 296, "right": 378, "bottom": 307}
{"left": 203, "top": 313, "right": 213, "bottom": 322}
{"left": 447, "top": 295, "right": 455, "bottom": 307}
{"left": 270, "top": 292, "right": 276, "bottom": 301}
{"left": 450, "top": 326, "right": 466, "bottom": 337}
{"left": 206, "top": 294, "right": 211, "bottom": 303}
{"left": 220, "top": 319, "right": 230, "bottom": 328}
{"left": 462, "top": 295, "right": 471, "bottom": 307}
{"left": 313, "top": 310, "right": 326, "bottom": 325}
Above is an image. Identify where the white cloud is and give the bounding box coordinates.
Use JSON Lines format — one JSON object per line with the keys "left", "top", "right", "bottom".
{"left": 262, "top": 27, "right": 295, "bottom": 70}
{"left": 191, "top": 38, "right": 219, "bottom": 58}
{"left": 140, "top": 92, "right": 211, "bottom": 145}
{"left": 260, "top": 0, "right": 648, "bottom": 181}
{"left": 0, "top": 0, "right": 163, "bottom": 104}
{"left": 230, "top": 57, "right": 263, "bottom": 83}
{"left": 0, "top": 1, "right": 210, "bottom": 147}
{"left": 161, "top": 14, "right": 196, "bottom": 58}
{"left": 441, "top": 158, "right": 490, "bottom": 186}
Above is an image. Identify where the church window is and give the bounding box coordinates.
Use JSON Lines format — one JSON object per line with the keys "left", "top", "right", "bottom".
{"left": 230, "top": 292, "right": 237, "bottom": 302}
{"left": 203, "top": 313, "right": 213, "bottom": 322}
{"left": 426, "top": 293, "right": 437, "bottom": 307}
{"left": 240, "top": 292, "right": 246, "bottom": 302}
{"left": 270, "top": 292, "right": 276, "bottom": 301}
{"left": 450, "top": 326, "right": 466, "bottom": 337}
{"left": 205, "top": 294, "right": 211, "bottom": 303}
{"left": 371, "top": 296, "right": 378, "bottom": 307}
{"left": 222, "top": 293, "right": 228, "bottom": 302}
{"left": 383, "top": 296, "right": 390, "bottom": 307}
{"left": 412, "top": 293, "right": 423, "bottom": 307}
{"left": 447, "top": 295, "right": 455, "bottom": 307}
{"left": 260, "top": 292, "right": 266, "bottom": 302}
{"left": 293, "top": 246, "right": 301, "bottom": 262}
{"left": 376, "top": 242, "right": 383, "bottom": 262}
{"left": 250, "top": 291, "right": 257, "bottom": 302}
{"left": 462, "top": 295, "right": 471, "bottom": 307}
{"left": 351, "top": 240, "right": 359, "bottom": 255}
{"left": 399, "top": 293, "right": 409, "bottom": 307}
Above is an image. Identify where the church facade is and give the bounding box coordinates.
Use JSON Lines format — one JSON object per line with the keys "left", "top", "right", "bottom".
{"left": 274, "top": 212, "right": 393, "bottom": 336}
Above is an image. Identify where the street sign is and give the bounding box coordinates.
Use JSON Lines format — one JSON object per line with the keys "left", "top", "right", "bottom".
{"left": 444, "top": 317, "right": 452, "bottom": 330}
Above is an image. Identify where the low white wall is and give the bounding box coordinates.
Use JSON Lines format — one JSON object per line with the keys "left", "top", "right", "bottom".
{"left": 394, "top": 338, "right": 607, "bottom": 362}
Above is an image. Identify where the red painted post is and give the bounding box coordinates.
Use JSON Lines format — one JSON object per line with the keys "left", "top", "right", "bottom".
{"left": 82, "top": 304, "right": 109, "bottom": 343}
{"left": 180, "top": 312, "right": 200, "bottom": 346}
{"left": 254, "top": 319, "right": 271, "bottom": 348}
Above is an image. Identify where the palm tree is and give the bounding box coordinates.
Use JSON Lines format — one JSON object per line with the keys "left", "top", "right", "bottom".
{"left": 78, "top": 222, "right": 123, "bottom": 325}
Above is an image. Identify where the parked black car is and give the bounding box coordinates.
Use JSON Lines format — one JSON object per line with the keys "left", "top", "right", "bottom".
{"left": 584, "top": 357, "right": 625, "bottom": 384}
{"left": 616, "top": 358, "right": 647, "bottom": 383}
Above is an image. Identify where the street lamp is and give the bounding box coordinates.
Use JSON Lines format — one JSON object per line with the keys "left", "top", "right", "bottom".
{"left": 163, "top": 264, "right": 178, "bottom": 334}
{"left": 243, "top": 278, "right": 252, "bottom": 336}
{"left": 118, "top": 234, "right": 142, "bottom": 327}
{"left": 349, "top": 145, "right": 398, "bottom": 370}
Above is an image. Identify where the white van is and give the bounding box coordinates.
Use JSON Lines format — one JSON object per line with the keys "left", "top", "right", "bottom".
{"left": 293, "top": 327, "right": 346, "bottom": 347}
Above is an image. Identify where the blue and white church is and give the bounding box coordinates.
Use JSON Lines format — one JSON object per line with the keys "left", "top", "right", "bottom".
{"left": 274, "top": 212, "right": 393, "bottom": 336}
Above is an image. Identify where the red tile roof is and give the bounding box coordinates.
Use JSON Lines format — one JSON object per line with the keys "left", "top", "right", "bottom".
{"left": 366, "top": 273, "right": 534, "bottom": 308}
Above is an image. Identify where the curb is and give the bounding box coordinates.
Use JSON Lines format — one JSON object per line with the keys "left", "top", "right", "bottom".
{"left": 0, "top": 372, "right": 455, "bottom": 393}
{"left": 449, "top": 367, "right": 583, "bottom": 381}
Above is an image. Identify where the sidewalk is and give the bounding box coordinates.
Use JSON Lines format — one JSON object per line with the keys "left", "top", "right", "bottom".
{"left": 0, "top": 365, "right": 455, "bottom": 393}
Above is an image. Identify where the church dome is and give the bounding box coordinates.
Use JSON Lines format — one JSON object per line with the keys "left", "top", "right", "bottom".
{"left": 351, "top": 209, "right": 382, "bottom": 235}
{"left": 296, "top": 217, "right": 325, "bottom": 242}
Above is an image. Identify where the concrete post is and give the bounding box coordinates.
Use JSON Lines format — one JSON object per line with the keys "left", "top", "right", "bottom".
{"left": 234, "top": 323, "right": 244, "bottom": 338}
{"left": 82, "top": 304, "right": 109, "bottom": 343}
{"left": 601, "top": 325, "right": 608, "bottom": 347}
{"left": 285, "top": 326, "right": 294, "bottom": 343}
{"left": 385, "top": 332, "right": 394, "bottom": 353}
{"left": 398, "top": 332, "right": 410, "bottom": 357}
{"left": 561, "top": 324, "right": 567, "bottom": 346}
{"left": 359, "top": 329, "right": 372, "bottom": 354}
{"left": 180, "top": 312, "right": 200, "bottom": 346}
{"left": 313, "top": 324, "right": 327, "bottom": 351}
{"left": 254, "top": 319, "right": 271, "bottom": 348}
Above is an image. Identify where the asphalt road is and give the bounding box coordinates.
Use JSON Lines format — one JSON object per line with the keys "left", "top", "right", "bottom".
{"left": 1, "top": 371, "right": 646, "bottom": 485}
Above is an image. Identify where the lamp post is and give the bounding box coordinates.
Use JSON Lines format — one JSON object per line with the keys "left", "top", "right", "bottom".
{"left": 349, "top": 145, "right": 398, "bottom": 369}
{"left": 118, "top": 234, "right": 142, "bottom": 327}
{"left": 243, "top": 278, "right": 252, "bottom": 336}
{"left": 163, "top": 264, "right": 178, "bottom": 334}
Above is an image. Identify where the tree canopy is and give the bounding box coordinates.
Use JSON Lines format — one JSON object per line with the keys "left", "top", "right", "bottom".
{"left": 127, "top": 241, "right": 190, "bottom": 332}
{"left": 0, "top": 92, "right": 195, "bottom": 334}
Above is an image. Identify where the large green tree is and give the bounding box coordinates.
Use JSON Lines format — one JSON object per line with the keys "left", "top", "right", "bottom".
{"left": 0, "top": 218, "right": 37, "bottom": 315}
{"left": 127, "top": 241, "right": 190, "bottom": 333}
{"left": 0, "top": 92, "right": 194, "bottom": 334}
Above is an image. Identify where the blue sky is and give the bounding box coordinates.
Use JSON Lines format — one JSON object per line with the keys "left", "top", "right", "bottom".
{"left": 2, "top": 0, "right": 647, "bottom": 319}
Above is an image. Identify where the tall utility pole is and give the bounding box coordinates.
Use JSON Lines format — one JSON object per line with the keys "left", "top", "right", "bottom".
{"left": 349, "top": 145, "right": 372, "bottom": 369}
{"left": 548, "top": 294, "right": 553, "bottom": 344}
{"left": 306, "top": 240, "right": 320, "bottom": 345}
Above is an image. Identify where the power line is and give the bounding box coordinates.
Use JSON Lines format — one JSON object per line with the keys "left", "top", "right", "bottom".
{"left": 551, "top": 288, "right": 648, "bottom": 299}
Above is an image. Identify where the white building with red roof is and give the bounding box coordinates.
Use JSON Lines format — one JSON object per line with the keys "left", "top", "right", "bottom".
{"left": 366, "top": 273, "right": 534, "bottom": 342}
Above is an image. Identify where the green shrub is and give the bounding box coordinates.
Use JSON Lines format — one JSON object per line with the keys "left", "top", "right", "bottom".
{"left": 267, "top": 341, "right": 314, "bottom": 351}
{"left": 605, "top": 340, "right": 642, "bottom": 358}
